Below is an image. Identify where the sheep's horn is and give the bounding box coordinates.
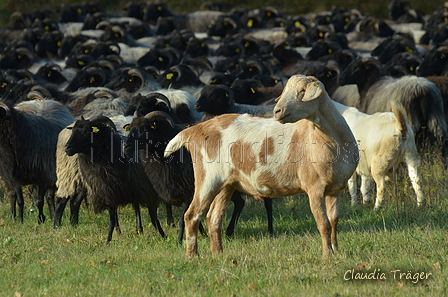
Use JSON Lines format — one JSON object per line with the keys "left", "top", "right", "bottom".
{"left": 27, "top": 85, "right": 52, "bottom": 100}
{"left": 149, "top": 92, "right": 171, "bottom": 109}
{"left": 86, "top": 67, "right": 107, "bottom": 84}
{"left": 92, "top": 115, "right": 117, "bottom": 131}
{"left": 0, "top": 101, "right": 11, "bottom": 116}
{"left": 96, "top": 20, "right": 111, "bottom": 30}
{"left": 128, "top": 67, "right": 146, "bottom": 83}
{"left": 93, "top": 89, "right": 115, "bottom": 99}
{"left": 144, "top": 111, "right": 175, "bottom": 128}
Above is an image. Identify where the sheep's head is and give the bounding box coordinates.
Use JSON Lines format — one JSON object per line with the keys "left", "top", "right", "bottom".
{"left": 65, "top": 116, "right": 117, "bottom": 156}
{"left": 124, "top": 111, "right": 176, "bottom": 157}
{"left": 273, "top": 75, "right": 325, "bottom": 123}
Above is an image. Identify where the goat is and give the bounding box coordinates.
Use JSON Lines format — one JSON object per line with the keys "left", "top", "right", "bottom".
{"left": 333, "top": 100, "right": 424, "bottom": 209}
{"left": 65, "top": 116, "right": 165, "bottom": 243}
{"left": 164, "top": 75, "right": 359, "bottom": 257}
{"left": 336, "top": 57, "right": 448, "bottom": 161}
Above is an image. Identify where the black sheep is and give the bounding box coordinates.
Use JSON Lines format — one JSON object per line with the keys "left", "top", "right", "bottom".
{"left": 65, "top": 116, "right": 165, "bottom": 243}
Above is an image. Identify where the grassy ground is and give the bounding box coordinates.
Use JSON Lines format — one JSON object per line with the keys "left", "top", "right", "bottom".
{"left": 0, "top": 0, "right": 443, "bottom": 27}
{"left": 0, "top": 154, "right": 446, "bottom": 296}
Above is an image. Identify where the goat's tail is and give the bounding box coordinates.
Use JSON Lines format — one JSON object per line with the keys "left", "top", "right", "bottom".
{"left": 390, "top": 100, "right": 409, "bottom": 141}
{"left": 164, "top": 130, "right": 187, "bottom": 158}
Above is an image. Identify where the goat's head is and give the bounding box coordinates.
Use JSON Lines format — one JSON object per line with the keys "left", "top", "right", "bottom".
{"left": 273, "top": 75, "right": 325, "bottom": 123}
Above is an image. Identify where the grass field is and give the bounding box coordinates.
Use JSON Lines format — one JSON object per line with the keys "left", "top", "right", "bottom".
{"left": 0, "top": 153, "right": 447, "bottom": 296}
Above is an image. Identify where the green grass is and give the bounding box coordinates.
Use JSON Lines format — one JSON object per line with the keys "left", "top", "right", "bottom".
{"left": 0, "top": 157, "right": 447, "bottom": 296}
{"left": 0, "top": 0, "right": 443, "bottom": 27}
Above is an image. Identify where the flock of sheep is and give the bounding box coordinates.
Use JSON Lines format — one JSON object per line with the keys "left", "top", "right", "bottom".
{"left": 0, "top": 0, "right": 447, "bottom": 257}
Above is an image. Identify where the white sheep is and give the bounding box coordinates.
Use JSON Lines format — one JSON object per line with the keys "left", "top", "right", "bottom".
{"left": 332, "top": 100, "right": 424, "bottom": 209}
{"left": 164, "top": 75, "right": 359, "bottom": 257}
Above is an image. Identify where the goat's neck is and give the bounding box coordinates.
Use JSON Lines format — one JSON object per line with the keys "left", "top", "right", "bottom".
{"left": 312, "top": 97, "right": 355, "bottom": 144}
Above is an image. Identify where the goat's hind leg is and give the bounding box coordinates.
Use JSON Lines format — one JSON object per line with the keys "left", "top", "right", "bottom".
{"left": 184, "top": 187, "right": 222, "bottom": 257}
{"left": 207, "top": 187, "right": 234, "bottom": 255}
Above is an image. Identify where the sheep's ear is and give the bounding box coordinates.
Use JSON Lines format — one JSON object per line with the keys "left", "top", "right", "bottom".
{"left": 302, "top": 81, "right": 324, "bottom": 101}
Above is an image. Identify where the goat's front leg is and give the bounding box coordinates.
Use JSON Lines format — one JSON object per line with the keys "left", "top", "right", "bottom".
{"left": 325, "top": 195, "right": 339, "bottom": 252}
{"left": 308, "top": 191, "right": 333, "bottom": 258}
{"left": 207, "top": 187, "right": 233, "bottom": 256}
{"left": 373, "top": 174, "right": 386, "bottom": 210}
{"left": 406, "top": 161, "right": 424, "bottom": 207}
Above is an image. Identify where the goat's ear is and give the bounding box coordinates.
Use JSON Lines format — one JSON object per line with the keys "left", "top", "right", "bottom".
{"left": 302, "top": 81, "right": 324, "bottom": 102}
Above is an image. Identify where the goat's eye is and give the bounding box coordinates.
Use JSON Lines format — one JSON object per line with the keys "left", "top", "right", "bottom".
{"left": 158, "top": 56, "right": 164, "bottom": 62}
{"left": 328, "top": 49, "right": 333, "bottom": 54}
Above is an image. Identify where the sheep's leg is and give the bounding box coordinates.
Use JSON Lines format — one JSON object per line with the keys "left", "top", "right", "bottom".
{"left": 348, "top": 172, "right": 358, "bottom": 206}
{"left": 10, "top": 190, "right": 18, "bottom": 221}
{"left": 225, "top": 191, "right": 245, "bottom": 237}
{"left": 148, "top": 207, "right": 166, "bottom": 237}
{"left": 45, "top": 187, "right": 56, "bottom": 220}
{"left": 106, "top": 207, "right": 118, "bottom": 244}
{"left": 35, "top": 186, "right": 47, "bottom": 224}
{"left": 165, "top": 203, "right": 175, "bottom": 227}
{"left": 54, "top": 197, "right": 69, "bottom": 228}
{"left": 360, "top": 175, "right": 373, "bottom": 204}
{"left": 308, "top": 191, "right": 332, "bottom": 258}
{"left": 133, "top": 204, "right": 143, "bottom": 234}
{"left": 207, "top": 187, "right": 234, "bottom": 255}
{"left": 184, "top": 187, "right": 221, "bottom": 256}
{"left": 69, "top": 191, "right": 86, "bottom": 226}
{"left": 325, "top": 195, "right": 339, "bottom": 252}
{"left": 264, "top": 198, "right": 274, "bottom": 235}
{"left": 405, "top": 160, "right": 425, "bottom": 207}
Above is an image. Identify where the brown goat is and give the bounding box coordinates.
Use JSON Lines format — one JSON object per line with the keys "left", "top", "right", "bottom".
{"left": 165, "top": 75, "right": 359, "bottom": 257}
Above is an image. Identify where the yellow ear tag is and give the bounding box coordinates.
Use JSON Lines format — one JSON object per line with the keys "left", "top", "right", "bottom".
{"left": 158, "top": 57, "right": 164, "bottom": 62}
{"left": 157, "top": 6, "right": 163, "bottom": 11}
{"left": 166, "top": 73, "right": 174, "bottom": 80}
{"left": 92, "top": 127, "right": 99, "bottom": 133}
{"left": 250, "top": 87, "right": 255, "bottom": 94}
{"left": 405, "top": 46, "right": 414, "bottom": 53}
{"left": 78, "top": 61, "right": 85, "bottom": 66}
{"left": 124, "top": 125, "right": 130, "bottom": 132}
{"left": 151, "top": 122, "right": 157, "bottom": 129}
{"left": 247, "top": 19, "right": 253, "bottom": 27}
{"left": 313, "top": 83, "right": 319, "bottom": 87}
{"left": 225, "top": 92, "right": 229, "bottom": 97}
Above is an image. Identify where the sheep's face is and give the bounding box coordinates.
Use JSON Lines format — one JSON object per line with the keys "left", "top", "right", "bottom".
{"left": 65, "top": 117, "right": 116, "bottom": 156}
{"left": 195, "top": 84, "right": 233, "bottom": 114}
{"left": 124, "top": 112, "right": 176, "bottom": 157}
{"left": 274, "top": 75, "right": 324, "bottom": 123}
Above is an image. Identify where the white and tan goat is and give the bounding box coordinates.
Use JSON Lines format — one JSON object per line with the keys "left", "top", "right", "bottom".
{"left": 164, "top": 75, "right": 359, "bottom": 258}
{"left": 332, "top": 100, "right": 424, "bottom": 209}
